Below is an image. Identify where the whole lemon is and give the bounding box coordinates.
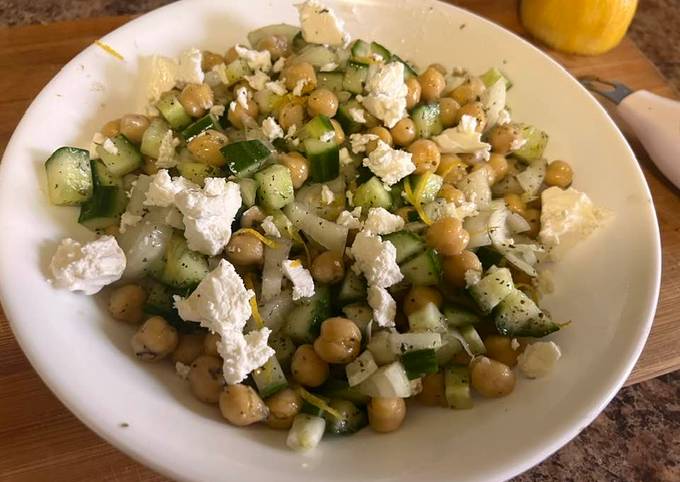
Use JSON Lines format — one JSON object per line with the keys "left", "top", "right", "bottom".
{"left": 520, "top": 0, "right": 638, "bottom": 55}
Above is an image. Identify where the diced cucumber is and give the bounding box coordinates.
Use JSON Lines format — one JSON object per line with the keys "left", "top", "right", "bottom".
{"left": 480, "top": 67, "right": 513, "bottom": 89}
{"left": 181, "top": 113, "right": 221, "bottom": 141}
{"left": 219, "top": 59, "right": 252, "bottom": 87}
{"left": 350, "top": 40, "right": 391, "bottom": 63}
{"left": 400, "top": 249, "right": 442, "bottom": 286}
{"left": 459, "top": 324, "right": 486, "bottom": 355}
{"left": 337, "top": 270, "right": 368, "bottom": 305}
{"left": 436, "top": 330, "right": 465, "bottom": 366}
{"left": 97, "top": 134, "right": 143, "bottom": 177}
{"left": 251, "top": 355, "right": 288, "bottom": 398}
{"left": 512, "top": 124, "right": 549, "bottom": 163}
{"left": 317, "top": 72, "right": 345, "bottom": 92}
{"left": 468, "top": 267, "right": 514, "bottom": 314}
{"left": 324, "top": 399, "right": 368, "bottom": 435}
{"left": 237, "top": 178, "right": 258, "bottom": 207}
{"left": 253, "top": 88, "right": 284, "bottom": 115}
{"left": 411, "top": 103, "right": 443, "bottom": 138}
{"left": 407, "top": 173, "right": 443, "bottom": 204}
{"left": 291, "top": 45, "right": 337, "bottom": 68}
{"left": 444, "top": 366, "right": 473, "bottom": 409}
{"left": 343, "top": 61, "right": 369, "bottom": 94}
{"left": 141, "top": 117, "right": 171, "bottom": 159}
{"left": 291, "top": 31, "right": 308, "bottom": 53}
{"left": 382, "top": 230, "right": 426, "bottom": 264}
{"left": 443, "top": 305, "right": 481, "bottom": 327}
{"left": 354, "top": 177, "right": 392, "bottom": 210}
{"left": 285, "top": 285, "right": 332, "bottom": 344}
{"left": 369, "top": 42, "right": 392, "bottom": 62}
{"left": 389, "top": 332, "right": 442, "bottom": 354}
{"left": 391, "top": 54, "right": 418, "bottom": 79}
{"left": 156, "top": 93, "right": 192, "bottom": 130}
{"left": 254, "top": 164, "right": 295, "bottom": 210}
{"left": 367, "top": 330, "right": 397, "bottom": 364}
{"left": 176, "top": 162, "right": 223, "bottom": 185}
{"left": 298, "top": 115, "right": 334, "bottom": 140}
{"left": 389, "top": 182, "right": 405, "bottom": 209}
{"left": 350, "top": 40, "right": 371, "bottom": 59}
{"left": 221, "top": 140, "right": 271, "bottom": 177}
{"left": 269, "top": 331, "right": 296, "bottom": 370}
{"left": 475, "top": 246, "right": 504, "bottom": 271}
{"left": 44, "top": 147, "right": 93, "bottom": 206}
{"left": 78, "top": 160, "right": 127, "bottom": 230}
{"left": 305, "top": 139, "right": 339, "bottom": 182}
{"left": 341, "top": 303, "right": 372, "bottom": 336}
{"left": 346, "top": 351, "right": 378, "bottom": 387}
{"left": 155, "top": 231, "right": 209, "bottom": 290}
{"left": 287, "top": 414, "right": 325, "bottom": 451}
{"left": 318, "top": 379, "right": 370, "bottom": 405}
{"left": 408, "top": 302, "right": 446, "bottom": 333}
{"left": 143, "top": 281, "right": 197, "bottom": 333}
{"left": 401, "top": 348, "right": 438, "bottom": 379}
{"left": 357, "top": 361, "right": 412, "bottom": 398}
{"left": 248, "top": 23, "right": 300, "bottom": 49}
{"left": 494, "top": 288, "right": 560, "bottom": 337}
{"left": 335, "top": 99, "right": 364, "bottom": 135}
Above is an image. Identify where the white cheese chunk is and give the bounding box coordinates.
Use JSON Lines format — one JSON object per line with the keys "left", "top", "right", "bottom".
{"left": 156, "top": 130, "right": 180, "bottom": 169}
{"left": 102, "top": 138, "right": 118, "bottom": 155}
{"left": 218, "top": 327, "right": 275, "bottom": 385}
{"left": 261, "top": 216, "right": 281, "bottom": 238}
{"left": 321, "top": 185, "right": 335, "bottom": 205}
{"left": 262, "top": 116, "right": 285, "bottom": 141}
{"left": 363, "top": 207, "right": 404, "bottom": 235}
{"left": 235, "top": 44, "right": 272, "bottom": 72}
{"left": 89, "top": 132, "right": 106, "bottom": 160}
{"left": 119, "top": 212, "right": 143, "bottom": 234}
{"left": 361, "top": 62, "right": 408, "bottom": 128}
{"left": 233, "top": 86, "right": 250, "bottom": 111}
{"left": 367, "top": 285, "right": 396, "bottom": 327}
{"left": 339, "top": 147, "right": 353, "bottom": 166}
{"left": 175, "top": 178, "right": 243, "bottom": 256}
{"left": 296, "top": 0, "right": 348, "bottom": 46}
{"left": 349, "top": 133, "right": 379, "bottom": 154}
{"left": 292, "top": 79, "right": 308, "bottom": 97}
{"left": 175, "top": 361, "right": 191, "bottom": 380}
{"left": 282, "top": 260, "right": 315, "bottom": 300}
{"left": 176, "top": 48, "right": 204, "bottom": 85}
{"left": 433, "top": 115, "right": 491, "bottom": 160}
{"left": 244, "top": 70, "right": 270, "bottom": 91}
{"left": 362, "top": 140, "right": 415, "bottom": 186}
{"left": 145, "top": 55, "right": 178, "bottom": 103}
{"left": 272, "top": 56, "right": 286, "bottom": 73}
{"left": 350, "top": 231, "right": 403, "bottom": 288}
{"left": 265, "top": 79, "right": 287, "bottom": 96}
{"left": 517, "top": 341, "right": 562, "bottom": 379}
{"left": 49, "top": 236, "right": 126, "bottom": 295}
{"left": 336, "top": 208, "right": 363, "bottom": 230}
{"left": 348, "top": 107, "right": 366, "bottom": 124}
{"left": 144, "top": 170, "right": 198, "bottom": 208}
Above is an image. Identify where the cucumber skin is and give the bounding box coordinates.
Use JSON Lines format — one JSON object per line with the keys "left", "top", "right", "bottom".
{"left": 400, "top": 249, "right": 442, "bottom": 286}
{"left": 354, "top": 177, "right": 392, "bottom": 210}
{"left": 45, "top": 147, "right": 93, "bottom": 206}
{"left": 382, "top": 231, "right": 426, "bottom": 264}
{"left": 254, "top": 164, "right": 295, "bottom": 210}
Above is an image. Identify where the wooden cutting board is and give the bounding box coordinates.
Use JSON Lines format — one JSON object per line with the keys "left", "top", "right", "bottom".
{"left": 0, "top": 2, "right": 678, "bottom": 481}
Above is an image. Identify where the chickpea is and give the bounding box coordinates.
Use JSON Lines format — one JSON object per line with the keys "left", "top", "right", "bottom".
{"left": 311, "top": 250, "right": 345, "bottom": 284}
{"left": 470, "top": 356, "right": 515, "bottom": 398}
{"left": 131, "top": 316, "right": 179, "bottom": 361}
{"left": 119, "top": 114, "right": 149, "bottom": 144}
{"left": 418, "top": 66, "right": 446, "bottom": 102}
{"left": 450, "top": 76, "right": 486, "bottom": 105}
{"left": 204, "top": 332, "right": 221, "bottom": 357}
{"left": 282, "top": 62, "right": 317, "bottom": 94}
{"left": 405, "top": 78, "right": 422, "bottom": 110}
{"left": 428, "top": 63, "right": 447, "bottom": 75}
{"left": 368, "top": 397, "right": 406, "bottom": 433}
{"left": 426, "top": 217, "right": 470, "bottom": 256}
{"left": 504, "top": 193, "right": 526, "bottom": 215}
{"left": 224, "top": 46, "right": 239, "bottom": 64}
{"left": 438, "top": 184, "right": 466, "bottom": 205}
{"left": 101, "top": 119, "right": 120, "bottom": 138}
{"left": 488, "top": 124, "right": 523, "bottom": 154}
{"left": 403, "top": 286, "right": 443, "bottom": 317}
{"left": 307, "top": 88, "right": 339, "bottom": 118}
{"left": 202, "top": 50, "right": 224, "bottom": 71}
{"left": 366, "top": 126, "right": 393, "bottom": 152}
{"left": 523, "top": 208, "right": 541, "bottom": 238}
{"left": 228, "top": 98, "right": 259, "bottom": 130}
{"left": 179, "top": 84, "right": 214, "bottom": 118}
{"left": 172, "top": 333, "right": 205, "bottom": 364}
{"left": 188, "top": 355, "right": 224, "bottom": 403}
{"left": 187, "top": 130, "right": 229, "bottom": 166}
{"left": 484, "top": 335, "right": 521, "bottom": 367}
{"left": 330, "top": 119, "right": 345, "bottom": 144}
{"left": 408, "top": 139, "right": 441, "bottom": 174}
{"left": 277, "top": 102, "right": 305, "bottom": 131}
{"left": 313, "top": 317, "right": 362, "bottom": 364}
{"left": 108, "top": 284, "right": 147, "bottom": 324}
{"left": 545, "top": 160, "right": 574, "bottom": 188}
{"left": 417, "top": 373, "right": 446, "bottom": 406}
{"left": 487, "top": 153, "right": 509, "bottom": 184}
{"left": 455, "top": 102, "right": 486, "bottom": 132}
{"left": 240, "top": 206, "right": 265, "bottom": 228}
{"left": 265, "top": 388, "right": 303, "bottom": 429}
{"left": 279, "top": 151, "right": 310, "bottom": 189}
{"left": 442, "top": 250, "right": 482, "bottom": 288}
{"left": 437, "top": 154, "right": 468, "bottom": 183}
{"left": 219, "top": 383, "right": 268, "bottom": 426}
{"left": 438, "top": 97, "right": 460, "bottom": 128}
{"left": 291, "top": 344, "right": 329, "bottom": 387}
{"left": 226, "top": 233, "right": 264, "bottom": 267}
{"left": 391, "top": 118, "right": 417, "bottom": 147}
{"left": 256, "top": 34, "right": 290, "bottom": 60}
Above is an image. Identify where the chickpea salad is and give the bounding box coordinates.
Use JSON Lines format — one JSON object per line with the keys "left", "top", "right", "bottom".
{"left": 44, "top": 1, "right": 608, "bottom": 451}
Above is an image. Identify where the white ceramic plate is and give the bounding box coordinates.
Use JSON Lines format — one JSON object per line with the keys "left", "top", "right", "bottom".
{"left": 0, "top": 1, "right": 661, "bottom": 481}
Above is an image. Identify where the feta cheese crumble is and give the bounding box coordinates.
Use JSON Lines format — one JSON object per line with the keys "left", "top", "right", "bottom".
{"left": 50, "top": 236, "right": 126, "bottom": 295}
{"left": 339, "top": 147, "right": 353, "bottom": 166}
{"left": 336, "top": 208, "right": 363, "bottom": 230}
{"left": 175, "top": 178, "right": 243, "bottom": 256}
{"left": 350, "top": 231, "right": 403, "bottom": 288}
{"left": 265, "top": 79, "right": 287, "bottom": 96}
{"left": 119, "top": 212, "right": 143, "bottom": 234}
{"left": 363, "top": 207, "right": 404, "bottom": 235}
{"left": 262, "top": 116, "right": 285, "bottom": 141}
{"left": 348, "top": 107, "right": 366, "bottom": 124}
{"left": 244, "top": 70, "right": 270, "bottom": 91}
{"left": 89, "top": 132, "right": 106, "bottom": 160}
{"left": 367, "top": 285, "right": 396, "bottom": 327}
{"left": 176, "top": 48, "right": 205, "bottom": 85}
{"left": 145, "top": 55, "right": 178, "bottom": 103}
{"left": 156, "top": 130, "right": 180, "bottom": 169}
{"left": 235, "top": 44, "right": 272, "bottom": 72}
{"left": 361, "top": 62, "right": 408, "bottom": 128}
{"left": 261, "top": 216, "right": 281, "bottom": 238}
{"left": 175, "top": 361, "right": 191, "bottom": 380}
{"left": 272, "top": 56, "right": 286, "bottom": 73}
{"left": 232, "top": 86, "right": 250, "bottom": 111}
{"left": 293, "top": 79, "right": 308, "bottom": 96}
{"left": 349, "top": 133, "right": 379, "bottom": 153}
{"left": 296, "top": 0, "right": 349, "bottom": 46}
{"left": 362, "top": 140, "right": 415, "bottom": 186}
{"left": 282, "top": 260, "right": 315, "bottom": 300}
{"left": 517, "top": 341, "right": 562, "bottom": 378}
{"left": 433, "top": 115, "right": 491, "bottom": 160}
{"left": 218, "top": 327, "right": 275, "bottom": 385}
{"left": 321, "top": 185, "right": 335, "bottom": 205}
{"left": 144, "top": 170, "right": 198, "bottom": 208}
{"left": 101, "top": 138, "right": 118, "bottom": 155}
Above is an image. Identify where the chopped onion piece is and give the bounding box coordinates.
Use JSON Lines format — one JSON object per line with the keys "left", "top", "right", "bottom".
{"left": 516, "top": 159, "right": 546, "bottom": 197}
{"left": 283, "top": 201, "right": 348, "bottom": 253}
{"left": 357, "top": 361, "right": 411, "bottom": 398}
{"left": 261, "top": 238, "right": 292, "bottom": 301}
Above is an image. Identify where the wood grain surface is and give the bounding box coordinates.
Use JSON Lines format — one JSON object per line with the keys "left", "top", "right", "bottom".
{"left": 0, "top": 2, "right": 678, "bottom": 481}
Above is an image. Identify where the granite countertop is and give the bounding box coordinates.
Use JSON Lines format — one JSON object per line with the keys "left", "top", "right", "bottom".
{"left": 0, "top": 0, "right": 678, "bottom": 480}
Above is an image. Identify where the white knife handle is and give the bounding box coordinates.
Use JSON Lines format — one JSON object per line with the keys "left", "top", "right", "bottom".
{"left": 617, "top": 90, "right": 680, "bottom": 189}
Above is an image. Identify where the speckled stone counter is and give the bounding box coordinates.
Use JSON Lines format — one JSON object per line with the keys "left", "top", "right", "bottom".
{"left": 0, "top": 1, "right": 678, "bottom": 480}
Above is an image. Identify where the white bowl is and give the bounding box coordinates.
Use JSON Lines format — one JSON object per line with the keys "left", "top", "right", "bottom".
{"left": 0, "top": 1, "right": 661, "bottom": 480}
